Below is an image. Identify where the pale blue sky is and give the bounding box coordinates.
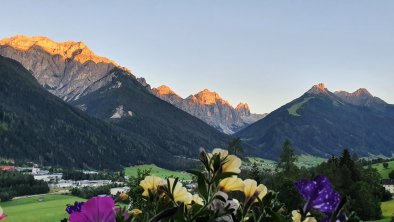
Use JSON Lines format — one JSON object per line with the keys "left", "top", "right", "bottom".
{"left": 1, "top": 1, "right": 394, "bottom": 113}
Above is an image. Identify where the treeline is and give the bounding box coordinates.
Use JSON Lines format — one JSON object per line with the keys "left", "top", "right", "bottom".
{"left": 360, "top": 157, "right": 394, "bottom": 166}
{"left": 0, "top": 171, "right": 49, "bottom": 201}
{"left": 62, "top": 169, "right": 125, "bottom": 181}
{"left": 241, "top": 140, "right": 392, "bottom": 221}
{"left": 70, "top": 184, "right": 119, "bottom": 199}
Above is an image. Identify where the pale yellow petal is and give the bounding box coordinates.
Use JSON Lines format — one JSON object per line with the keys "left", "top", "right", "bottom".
{"left": 243, "top": 179, "right": 258, "bottom": 198}
{"left": 219, "top": 177, "right": 245, "bottom": 192}
{"left": 222, "top": 155, "right": 242, "bottom": 173}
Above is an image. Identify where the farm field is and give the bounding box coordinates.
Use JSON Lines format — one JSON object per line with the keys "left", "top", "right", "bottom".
{"left": 246, "top": 155, "right": 325, "bottom": 171}
{"left": 125, "top": 164, "right": 192, "bottom": 180}
{"left": 371, "top": 160, "right": 394, "bottom": 179}
{"left": 1, "top": 194, "right": 85, "bottom": 222}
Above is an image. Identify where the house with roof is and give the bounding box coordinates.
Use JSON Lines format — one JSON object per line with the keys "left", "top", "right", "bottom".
{"left": 382, "top": 179, "right": 394, "bottom": 194}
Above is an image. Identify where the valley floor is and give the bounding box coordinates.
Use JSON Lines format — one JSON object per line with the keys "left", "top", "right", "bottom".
{"left": 1, "top": 194, "right": 85, "bottom": 222}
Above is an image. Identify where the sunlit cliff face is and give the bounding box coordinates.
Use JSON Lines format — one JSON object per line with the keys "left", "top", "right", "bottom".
{"left": 0, "top": 35, "right": 128, "bottom": 71}
{"left": 193, "top": 89, "right": 231, "bottom": 106}
{"left": 154, "top": 85, "right": 179, "bottom": 96}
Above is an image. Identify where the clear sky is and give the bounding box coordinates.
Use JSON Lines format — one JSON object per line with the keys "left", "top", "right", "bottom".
{"left": 1, "top": 1, "right": 394, "bottom": 113}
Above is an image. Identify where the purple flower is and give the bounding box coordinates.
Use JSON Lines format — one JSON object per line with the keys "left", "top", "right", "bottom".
{"left": 295, "top": 176, "right": 341, "bottom": 214}
{"left": 66, "top": 201, "right": 84, "bottom": 214}
{"left": 69, "top": 196, "right": 116, "bottom": 222}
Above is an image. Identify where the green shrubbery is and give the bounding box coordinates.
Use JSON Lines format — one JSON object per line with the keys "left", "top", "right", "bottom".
{"left": 0, "top": 171, "right": 49, "bottom": 201}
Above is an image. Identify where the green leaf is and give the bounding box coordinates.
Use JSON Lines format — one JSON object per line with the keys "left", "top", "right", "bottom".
{"left": 149, "top": 207, "right": 179, "bottom": 222}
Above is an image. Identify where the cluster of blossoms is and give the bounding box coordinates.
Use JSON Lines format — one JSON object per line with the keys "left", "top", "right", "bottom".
{"left": 61, "top": 148, "right": 349, "bottom": 222}
{"left": 135, "top": 148, "right": 281, "bottom": 221}
{"left": 293, "top": 176, "right": 347, "bottom": 222}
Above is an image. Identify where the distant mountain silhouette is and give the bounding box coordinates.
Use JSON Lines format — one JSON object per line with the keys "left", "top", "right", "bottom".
{"left": 237, "top": 83, "right": 394, "bottom": 159}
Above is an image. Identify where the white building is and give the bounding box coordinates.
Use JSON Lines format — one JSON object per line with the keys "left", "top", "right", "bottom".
{"left": 33, "top": 173, "right": 63, "bottom": 182}
{"left": 382, "top": 179, "right": 394, "bottom": 194}
{"left": 110, "top": 187, "right": 129, "bottom": 195}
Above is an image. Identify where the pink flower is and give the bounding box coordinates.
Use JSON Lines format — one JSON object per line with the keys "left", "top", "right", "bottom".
{"left": 69, "top": 196, "right": 116, "bottom": 222}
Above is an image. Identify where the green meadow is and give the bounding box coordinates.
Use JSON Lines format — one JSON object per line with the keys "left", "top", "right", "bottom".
{"left": 246, "top": 155, "right": 325, "bottom": 170}
{"left": 370, "top": 199, "right": 394, "bottom": 222}
{"left": 1, "top": 194, "right": 85, "bottom": 222}
{"left": 370, "top": 160, "right": 394, "bottom": 179}
{"left": 125, "top": 164, "right": 192, "bottom": 180}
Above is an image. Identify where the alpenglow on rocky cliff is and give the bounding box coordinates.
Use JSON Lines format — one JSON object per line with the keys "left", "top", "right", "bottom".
{"left": 152, "top": 86, "right": 266, "bottom": 134}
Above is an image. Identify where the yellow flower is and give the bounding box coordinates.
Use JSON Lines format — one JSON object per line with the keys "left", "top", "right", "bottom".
{"left": 243, "top": 179, "right": 268, "bottom": 202}
{"left": 186, "top": 194, "right": 204, "bottom": 209}
{"left": 208, "top": 148, "right": 242, "bottom": 174}
{"left": 212, "top": 148, "right": 229, "bottom": 157}
{"left": 130, "top": 208, "right": 143, "bottom": 215}
{"left": 140, "top": 176, "right": 165, "bottom": 197}
{"left": 292, "top": 210, "right": 317, "bottom": 222}
{"left": 168, "top": 178, "right": 193, "bottom": 204}
{"left": 222, "top": 154, "right": 242, "bottom": 174}
{"left": 218, "top": 177, "right": 244, "bottom": 192}
{"left": 190, "top": 194, "right": 204, "bottom": 206}
{"left": 119, "top": 192, "right": 128, "bottom": 201}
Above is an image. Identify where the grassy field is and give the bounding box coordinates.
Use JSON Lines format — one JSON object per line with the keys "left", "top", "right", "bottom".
{"left": 246, "top": 155, "right": 325, "bottom": 171}
{"left": 370, "top": 199, "right": 394, "bottom": 222}
{"left": 371, "top": 160, "right": 394, "bottom": 179}
{"left": 287, "top": 97, "right": 314, "bottom": 116}
{"left": 1, "top": 194, "right": 85, "bottom": 222}
{"left": 125, "top": 164, "right": 192, "bottom": 180}
{"left": 296, "top": 155, "right": 326, "bottom": 168}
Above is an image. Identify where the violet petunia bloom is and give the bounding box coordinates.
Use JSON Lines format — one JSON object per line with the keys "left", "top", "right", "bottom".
{"left": 295, "top": 176, "right": 341, "bottom": 214}
{"left": 66, "top": 201, "right": 84, "bottom": 214}
{"left": 69, "top": 196, "right": 116, "bottom": 222}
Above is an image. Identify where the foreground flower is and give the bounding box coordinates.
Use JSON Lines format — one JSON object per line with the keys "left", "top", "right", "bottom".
{"left": 295, "top": 176, "right": 341, "bottom": 214}
{"left": 130, "top": 208, "right": 143, "bottom": 215}
{"left": 66, "top": 201, "right": 84, "bottom": 214}
{"left": 243, "top": 179, "right": 268, "bottom": 202}
{"left": 218, "top": 177, "right": 244, "bottom": 192}
{"left": 69, "top": 196, "right": 115, "bottom": 222}
{"left": 292, "top": 210, "right": 317, "bottom": 222}
{"left": 140, "top": 176, "right": 165, "bottom": 197}
{"left": 190, "top": 194, "right": 204, "bottom": 206}
{"left": 211, "top": 148, "right": 242, "bottom": 174}
{"left": 119, "top": 192, "right": 128, "bottom": 201}
{"left": 208, "top": 191, "right": 240, "bottom": 220}
{"left": 0, "top": 207, "right": 6, "bottom": 220}
{"left": 167, "top": 178, "right": 192, "bottom": 204}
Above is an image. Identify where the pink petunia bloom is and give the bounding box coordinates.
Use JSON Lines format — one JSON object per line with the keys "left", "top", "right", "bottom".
{"left": 0, "top": 214, "right": 6, "bottom": 220}
{"left": 69, "top": 196, "right": 116, "bottom": 222}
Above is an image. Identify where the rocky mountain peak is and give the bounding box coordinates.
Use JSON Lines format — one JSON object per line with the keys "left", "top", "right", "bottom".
{"left": 307, "top": 83, "right": 329, "bottom": 95}
{"left": 154, "top": 85, "right": 178, "bottom": 96}
{"left": 235, "top": 103, "right": 251, "bottom": 116}
{"left": 0, "top": 35, "right": 129, "bottom": 71}
{"left": 334, "top": 88, "right": 385, "bottom": 106}
{"left": 153, "top": 87, "right": 265, "bottom": 134}
{"left": 353, "top": 88, "right": 373, "bottom": 97}
{"left": 236, "top": 102, "right": 250, "bottom": 111}
{"left": 0, "top": 35, "right": 133, "bottom": 101}
{"left": 194, "top": 89, "right": 229, "bottom": 105}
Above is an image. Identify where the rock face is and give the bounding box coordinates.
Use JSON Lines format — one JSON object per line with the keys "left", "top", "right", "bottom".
{"left": 334, "top": 88, "right": 386, "bottom": 106}
{"left": 0, "top": 35, "right": 130, "bottom": 101}
{"left": 0, "top": 35, "right": 231, "bottom": 169}
{"left": 152, "top": 86, "right": 266, "bottom": 134}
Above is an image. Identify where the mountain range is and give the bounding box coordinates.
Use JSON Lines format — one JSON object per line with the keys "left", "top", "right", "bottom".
{"left": 0, "top": 35, "right": 231, "bottom": 169}
{"left": 152, "top": 86, "right": 266, "bottom": 134}
{"left": 237, "top": 83, "right": 394, "bottom": 158}
{"left": 1, "top": 35, "right": 394, "bottom": 166}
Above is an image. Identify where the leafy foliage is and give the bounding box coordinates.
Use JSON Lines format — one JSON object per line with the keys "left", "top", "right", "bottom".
{"left": 0, "top": 171, "right": 49, "bottom": 202}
